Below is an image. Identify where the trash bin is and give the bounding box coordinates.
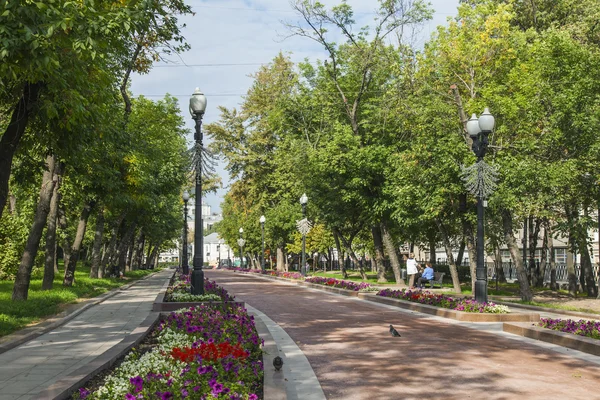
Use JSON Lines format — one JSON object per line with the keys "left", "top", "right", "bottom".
{"left": 401, "top": 268, "right": 407, "bottom": 280}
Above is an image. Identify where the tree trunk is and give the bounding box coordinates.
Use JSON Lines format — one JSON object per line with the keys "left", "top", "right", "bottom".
{"left": 436, "top": 218, "right": 461, "bottom": 293}
{"left": 58, "top": 199, "right": 72, "bottom": 276}
{"left": 126, "top": 229, "right": 136, "bottom": 271}
{"left": 371, "top": 225, "right": 387, "bottom": 283}
{"left": 333, "top": 229, "right": 347, "bottom": 279}
{"left": 276, "top": 246, "right": 285, "bottom": 272}
{"left": 493, "top": 244, "right": 507, "bottom": 283}
{"left": 381, "top": 222, "right": 403, "bottom": 284}
{"left": 42, "top": 157, "right": 61, "bottom": 290}
{"left": 63, "top": 200, "right": 94, "bottom": 286}
{"left": 12, "top": 154, "right": 57, "bottom": 301}
{"left": 0, "top": 82, "right": 43, "bottom": 221}
{"left": 528, "top": 216, "right": 541, "bottom": 286}
{"left": 455, "top": 240, "right": 466, "bottom": 266}
{"left": 578, "top": 240, "right": 597, "bottom": 297}
{"left": 538, "top": 220, "right": 549, "bottom": 288}
{"left": 501, "top": 209, "right": 533, "bottom": 301}
{"left": 116, "top": 222, "right": 136, "bottom": 273}
{"left": 132, "top": 231, "right": 145, "bottom": 270}
{"left": 90, "top": 206, "right": 104, "bottom": 278}
{"left": 461, "top": 212, "right": 478, "bottom": 294}
{"left": 101, "top": 218, "right": 122, "bottom": 275}
{"left": 148, "top": 244, "right": 159, "bottom": 269}
{"left": 335, "top": 227, "right": 366, "bottom": 279}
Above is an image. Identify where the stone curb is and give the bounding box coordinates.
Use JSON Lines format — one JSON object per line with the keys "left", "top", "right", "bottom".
{"left": 252, "top": 311, "right": 288, "bottom": 400}
{"left": 36, "top": 312, "right": 162, "bottom": 399}
{"left": 0, "top": 270, "right": 161, "bottom": 355}
{"left": 503, "top": 322, "right": 600, "bottom": 357}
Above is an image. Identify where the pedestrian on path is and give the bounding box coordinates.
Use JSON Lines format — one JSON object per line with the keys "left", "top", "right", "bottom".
{"left": 406, "top": 253, "right": 420, "bottom": 288}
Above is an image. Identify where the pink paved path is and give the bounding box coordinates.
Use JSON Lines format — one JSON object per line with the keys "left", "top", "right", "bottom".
{"left": 206, "top": 270, "right": 600, "bottom": 400}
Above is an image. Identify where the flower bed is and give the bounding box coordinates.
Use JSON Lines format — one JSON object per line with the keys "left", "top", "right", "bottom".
{"left": 164, "top": 273, "right": 234, "bottom": 303}
{"left": 75, "top": 304, "right": 263, "bottom": 399}
{"left": 225, "top": 267, "right": 304, "bottom": 280}
{"left": 376, "top": 289, "right": 510, "bottom": 314}
{"left": 539, "top": 318, "right": 600, "bottom": 340}
{"left": 304, "top": 276, "right": 372, "bottom": 291}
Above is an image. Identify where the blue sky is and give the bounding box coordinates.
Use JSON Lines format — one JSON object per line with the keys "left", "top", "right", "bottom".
{"left": 130, "top": 0, "right": 461, "bottom": 213}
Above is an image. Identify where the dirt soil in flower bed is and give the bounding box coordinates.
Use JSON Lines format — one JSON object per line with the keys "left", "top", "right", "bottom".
{"left": 68, "top": 314, "right": 264, "bottom": 400}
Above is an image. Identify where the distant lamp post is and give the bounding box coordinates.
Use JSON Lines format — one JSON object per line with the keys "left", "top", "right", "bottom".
{"left": 260, "top": 215, "right": 266, "bottom": 272}
{"left": 466, "top": 107, "right": 496, "bottom": 304}
{"left": 190, "top": 87, "right": 207, "bottom": 295}
{"left": 297, "top": 193, "right": 311, "bottom": 276}
{"left": 238, "top": 227, "right": 245, "bottom": 269}
{"left": 182, "top": 191, "right": 190, "bottom": 275}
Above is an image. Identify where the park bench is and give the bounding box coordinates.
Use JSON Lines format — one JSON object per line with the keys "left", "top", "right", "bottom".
{"left": 428, "top": 272, "right": 445, "bottom": 289}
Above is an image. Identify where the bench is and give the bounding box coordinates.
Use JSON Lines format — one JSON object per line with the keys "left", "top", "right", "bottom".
{"left": 428, "top": 272, "right": 445, "bottom": 289}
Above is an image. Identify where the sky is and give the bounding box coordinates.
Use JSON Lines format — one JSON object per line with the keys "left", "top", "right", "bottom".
{"left": 130, "top": 0, "right": 461, "bottom": 213}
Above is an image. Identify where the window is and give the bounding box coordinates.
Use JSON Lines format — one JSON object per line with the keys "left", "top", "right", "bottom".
{"left": 554, "top": 248, "right": 567, "bottom": 264}
{"left": 501, "top": 250, "right": 511, "bottom": 262}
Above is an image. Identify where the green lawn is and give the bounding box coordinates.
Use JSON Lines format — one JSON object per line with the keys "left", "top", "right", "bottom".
{"left": 0, "top": 264, "right": 161, "bottom": 337}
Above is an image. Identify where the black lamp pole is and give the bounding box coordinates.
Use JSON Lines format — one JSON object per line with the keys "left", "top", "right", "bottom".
{"left": 467, "top": 108, "right": 495, "bottom": 304}
{"left": 260, "top": 215, "right": 266, "bottom": 271}
{"left": 182, "top": 191, "right": 189, "bottom": 275}
{"left": 217, "top": 244, "right": 220, "bottom": 267}
{"left": 190, "top": 88, "right": 207, "bottom": 295}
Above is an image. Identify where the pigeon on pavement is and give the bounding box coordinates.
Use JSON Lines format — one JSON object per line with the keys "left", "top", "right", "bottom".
{"left": 389, "top": 324, "right": 401, "bottom": 337}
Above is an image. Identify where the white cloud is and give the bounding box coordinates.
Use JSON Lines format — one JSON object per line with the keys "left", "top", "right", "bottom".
{"left": 130, "top": 0, "right": 460, "bottom": 213}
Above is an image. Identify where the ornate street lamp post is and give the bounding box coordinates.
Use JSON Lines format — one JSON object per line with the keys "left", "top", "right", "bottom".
{"left": 260, "top": 215, "right": 266, "bottom": 272}
{"left": 238, "top": 227, "right": 245, "bottom": 269}
{"left": 182, "top": 191, "right": 190, "bottom": 275}
{"left": 190, "top": 88, "right": 207, "bottom": 295}
{"left": 297, "top": 193, "right": 311, "bottom": 276}
{"left": 466, "top": 108, "right": 495, "bottom": 304}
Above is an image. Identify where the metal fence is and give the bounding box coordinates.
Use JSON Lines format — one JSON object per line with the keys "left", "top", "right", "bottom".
{"left": 492, "top": 261, "right": 600, "bottom": 283}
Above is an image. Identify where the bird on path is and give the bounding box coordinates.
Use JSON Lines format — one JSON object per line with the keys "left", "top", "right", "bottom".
{"left": 389, "top": 324, "right": 401, "bottom": 337}
{"left": 273, "top": 356, "right": 284, "bottom": 371}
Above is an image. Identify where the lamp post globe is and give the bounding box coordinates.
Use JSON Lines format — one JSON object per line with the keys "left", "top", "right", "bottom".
{"left": 299, "top": 193, "right": 308, "bottom": 276}
{"left": 260, "top": 215, "right": 266, "bottom": 272}
{"left": 190, "top": 88, "right": 207, "bottom": 295}
{"left": 182, "top": 191, "right": 190, "bottom": 275}
{"left": 469, "top": 108, "right": 495, "bottom": 304}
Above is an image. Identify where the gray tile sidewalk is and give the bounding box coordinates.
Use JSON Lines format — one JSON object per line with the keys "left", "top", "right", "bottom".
{"left": 0, "top": 269, "right": 172, "bottom": 400}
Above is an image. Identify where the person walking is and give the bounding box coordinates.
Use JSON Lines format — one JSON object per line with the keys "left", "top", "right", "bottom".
{"left": 406, "top": 253, "right": 420, "bottom": 289}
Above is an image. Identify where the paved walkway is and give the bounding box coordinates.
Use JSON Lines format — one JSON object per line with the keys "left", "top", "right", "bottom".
{"left": 205, "top": 270, "right": 600, "bottom": 400}
{"left": 0, "top": 269, "right": 172, "bottom": 400}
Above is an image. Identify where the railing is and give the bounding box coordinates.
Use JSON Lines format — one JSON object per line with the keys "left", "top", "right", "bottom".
{"left": 490, "top": 262, "right": 600, "bottom": 283}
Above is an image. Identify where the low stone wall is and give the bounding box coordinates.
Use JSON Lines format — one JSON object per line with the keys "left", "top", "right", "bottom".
{"left": 503, "top": 322, "right": 600, "bottom": 357}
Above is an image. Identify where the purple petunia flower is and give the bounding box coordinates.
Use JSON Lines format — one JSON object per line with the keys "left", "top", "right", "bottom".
{"left": 79, "top": 388, "right": 90, "bottom": 399}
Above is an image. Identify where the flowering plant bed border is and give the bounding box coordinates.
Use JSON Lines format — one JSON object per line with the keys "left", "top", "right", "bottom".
{"left": 359, "top": 292, "right": 539, "bottom": 322}
{"left": 503, "top": 322, "right": 600, "bottom": 357}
